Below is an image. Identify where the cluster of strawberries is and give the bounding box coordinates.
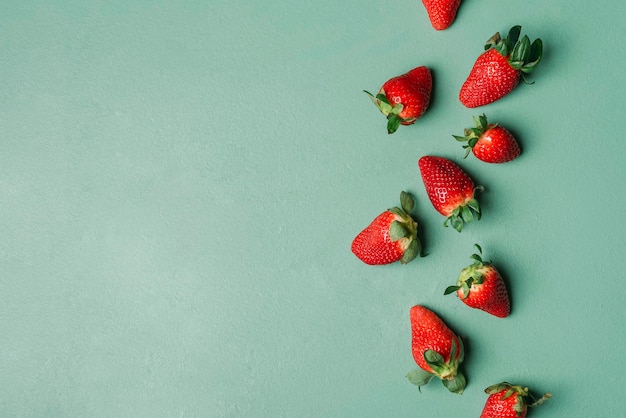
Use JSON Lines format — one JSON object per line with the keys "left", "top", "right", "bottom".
{"left": 351, "top": 3, "right": 552, "bottom": 417}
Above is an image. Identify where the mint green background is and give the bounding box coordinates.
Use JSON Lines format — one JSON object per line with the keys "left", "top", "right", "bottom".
{"left": 1, "top": 1, "right": 625, "bottom": 417}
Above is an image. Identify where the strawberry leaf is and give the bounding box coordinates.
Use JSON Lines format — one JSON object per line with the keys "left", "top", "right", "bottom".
{"left": 485, "top": 382, "right": 513, "bottom": 394}
{"left": 390, "top": 103, "right": 404, "bottom": 116}
{"left": 477, "top": 114, "right": 488, "bottom": 128}
{"left": 466, "top": 198, "right": 481, "bottom": 215}
{"left": 401, "top": 239, "right": 420, "bottom": 264}
{"left": 424, "top": 349, "right": 444, "bottom": 366}
{"left": 448, "top": 215, "right": 464, "bottom": 232}
{"left": 461, "top": 206, "right": 473, "bottom": 223}
{"left": 406, "top": 369, "right": 435, "bottom": 388}
{"left": 449, "top": 338, "right": 457, "bottom": 363}
{"left": 442, "top": 372, "right": 466, "bottom": 394}
{"left": 423, "top": 354, "right": 448, "bottom": 377}
{"left": 494, "top": 41, "right": 508, "bottom": 57}
{"left": 527, "top": 39, "right": 543, "bottom": 66}
{"left": 511, "top": 35, "right": 531, "bottom": 64}
{"left": 389, "top": 220, "right": 409, "bottom": 241}
{"left": 388, "top": 207, "right": 405, "bottom": 217}
{"left": 460, "top": 281, "right": 471, "bottom": 298}
{"left": 503, "top": 388, "right": 516, "bottom": 400}
{"left": 387, "top": 115, "right": 401, "bottom": 134}
{"left": 485, "top": 31, "right": 502, "bottom": 51}
{"left": 379, "top": 100, "right": 393, "bottom": 115}
{"left": 514, "top": 395, "right": 526, "bottom": 413}
{"left": 473, "top": 274, "right": 485, "bottom": 285}
{"left": 456, "top": 337, "right": 465, "bottom": 364}
{"left": 363, "top": 90, "right": 377, "bottom": 104}
{"left": 365, "top": 90, "right": 398, "bottom": 117}
{"left": 400, "top": 191, "right": 415, "bottom": 213}
{"left": 376, "top": 93, "right": 390, "bottom": 105}
{"left": 520, "top": 66, "right": 537, "bottom": 75}
{"left": 456, "top": 285, "right": 467, "bottom": 297}
{"left": 506, "top": 25, "right": 521, "bottom": 50}
{"left": 444, "top": 285, "right": 460, "bottom": 295}
{"left": 521, "top": 39, "right": 543, "bottom": 74}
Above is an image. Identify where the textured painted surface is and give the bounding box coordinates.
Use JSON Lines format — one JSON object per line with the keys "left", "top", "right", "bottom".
{"left": 1, "top": 1, "right": 625, "bottom": 416}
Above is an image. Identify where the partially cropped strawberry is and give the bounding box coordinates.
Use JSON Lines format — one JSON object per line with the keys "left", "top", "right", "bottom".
{"left": 459, "top": 25, "right": 543, "bottom": 108}
{"left": 406, "top": 305, "right": 466, "bottom": 394}
{"left": 480, "top": 382, "right": 551, "bottom": 418}
{"left": 365, "top": 66, "right": 432, "bottom": 134}
{"left": 418, "top": 156, "right": 483, "bottom": 232}
{"left": 453, "top": 114, "right": 520, "bottom": 163}
{"left": 444, "top": 244, "right": 510, "bottom": 318}
{"left": 421, "top": 0, "right": 462, "bottom": 30}
{"left": 351, "top": 191, "right": 421, "bottom": 265}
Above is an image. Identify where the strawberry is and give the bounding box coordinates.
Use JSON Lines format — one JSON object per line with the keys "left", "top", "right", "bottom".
{"left": 351, "top": 191, "right": 421, "bottom": 265}
{"left": 418, "top": 156, "right": 483, "bottom": 232}
{"left": 421, "top": 0, "right": 462, "bottom": 31}
{"left": 444, "top": 244, "right": 511, "bottom": 318}
{"left": 365, "top": 66, "right": 432, "bottom": 134}
{"left": 406, "top": 305, "right": 466, "bottom": 394}
{"left": 480, "top": 382, "right": 552, "bottom": 418}
{"left": 453, "top": 114, "right": 520, "bottom": 163}
{"left": 459, "top": 25, "right": 543, "bottom": 108}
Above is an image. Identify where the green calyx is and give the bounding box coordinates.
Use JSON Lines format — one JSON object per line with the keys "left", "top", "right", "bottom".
{"left": 388, "top": 191, "right": 422, "bottom": 264}
{"left": 406, "top": 369, "right": 435, "bottom": 391}
{"left": 445, "top": 244, "right": 489, "bottom": 298}
{"left": 453, "top": 114, "right": 494, "bottom": 159}
{"left": 364, "top": 90, "right": 412, "bottom": 134}
{"left": 407, "top": 338, "right": 467, "bottom": 395}
{"left": 485, "top": 382, "right": 552, "bottom": 416}
{"left": 443, "top": 187, "right": 484, "bottom": 232}
{"left": 485, "top": 25, "right": 543, "bottom": 82}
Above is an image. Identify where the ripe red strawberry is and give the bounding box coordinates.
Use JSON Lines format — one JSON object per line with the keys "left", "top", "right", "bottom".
{"left": 444, "top": 244, "right": 510, "bottom": 318}
{"left": 480, "top": 382, "right": 552, "bottom": 418}
{"left": 453, "top": 114, "right": 520, "bottom": 163}
{"left": 365, "top": 66, "right": 432, "bottom": 134}
{"left": 406, "top": 305, "right": 466, "bottom": 394}
{"left": 351, "top": 191, "right": 421, "bottom": 265}
{"left": 418, "top": 156, "right": 483, "bottom": 232}
{"left": 459, "top": 25, "right": 543, "bottom": 108}
{"left": 421, "top": 0, "right": 462, "bottom": 31}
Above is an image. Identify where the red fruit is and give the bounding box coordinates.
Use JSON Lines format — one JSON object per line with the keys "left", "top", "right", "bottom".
{"left": 459, "top": 25, "right": 543, "bottom": 108}
{"left": 421, "top": 0, "right": 462, "bottom": 30}
{"left": 418, "top": 156, "right": 483, "bottom": 232}
{"left": 453, "top": 114, "right": 520, "bottom": 163}
{"left": 444, "top": 244, "right": 511, "bottom": 318}
{"left": 351, "top": 191, "right": 421, "bottom": 265}
{"left": 406, "top": 305, "right": 466, "bottom": 394}
{"left": 480, "top": 382, "right": 551, "bottom": 418}
{"left": 365, "top": 66, "right": 432, "bottom": 134}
